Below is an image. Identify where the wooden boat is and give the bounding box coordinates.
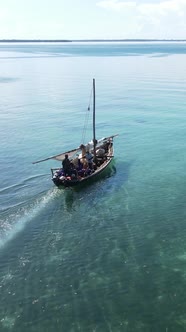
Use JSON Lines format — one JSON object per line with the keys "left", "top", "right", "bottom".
{"left": 33, "top": 79, "right": 117, "bottom": 188}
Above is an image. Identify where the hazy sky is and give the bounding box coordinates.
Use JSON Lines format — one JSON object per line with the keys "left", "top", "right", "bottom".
{"left": 0, "top": 0, "right": 186, "bottom": 39}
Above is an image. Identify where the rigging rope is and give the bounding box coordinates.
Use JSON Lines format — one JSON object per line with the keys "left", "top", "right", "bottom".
{"left": 80, "top": 87, "right": 93, "bottom": 145}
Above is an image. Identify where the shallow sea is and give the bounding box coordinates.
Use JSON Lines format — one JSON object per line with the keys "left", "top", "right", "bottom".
{"left": 1, "top": 42, "right": 186, "bottom": 331}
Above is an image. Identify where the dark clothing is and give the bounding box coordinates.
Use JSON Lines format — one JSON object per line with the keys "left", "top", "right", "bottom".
{"left": 70, "top": 162, "right": 78, "bottom": 178}
{"left": 77, "top": 159, "right": 83, "bottom": 170}
{"left": 62, "top": 157, "right": 71, "bottom": 174}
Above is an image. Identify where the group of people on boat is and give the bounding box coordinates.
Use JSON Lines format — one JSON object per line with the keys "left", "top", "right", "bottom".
{"left": 54, "top": 152, "right": 95, "bottom": 182}
{"left": 62, "top": 153, "right": 93, "bottom": 175}
{"left": 52, "top": 139, "right": 113, "bottom": 183}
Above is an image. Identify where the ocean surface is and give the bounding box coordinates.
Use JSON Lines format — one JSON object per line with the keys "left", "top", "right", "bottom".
{"left": 0, "top": 41, "right": 186, "bottom": 331}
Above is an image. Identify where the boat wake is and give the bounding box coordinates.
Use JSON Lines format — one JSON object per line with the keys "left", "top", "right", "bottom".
{"left": 0, "top": 173, "right": 48, "bottom": 195}
{"left": 0, "top": 187, "right": 60, "bottom": 249}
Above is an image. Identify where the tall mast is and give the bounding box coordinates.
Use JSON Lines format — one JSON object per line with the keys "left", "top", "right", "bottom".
{"left": 93, "top": 78, "right": 96, "bottom": 159}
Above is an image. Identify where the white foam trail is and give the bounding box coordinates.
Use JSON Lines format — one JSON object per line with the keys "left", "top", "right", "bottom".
{"left": 0, "top": 188, "right": 61, "bottom": 249}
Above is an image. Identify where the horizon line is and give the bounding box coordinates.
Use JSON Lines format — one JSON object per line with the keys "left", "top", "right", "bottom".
{"left": 0, "top": 38, "right": 186, "bottom": 43}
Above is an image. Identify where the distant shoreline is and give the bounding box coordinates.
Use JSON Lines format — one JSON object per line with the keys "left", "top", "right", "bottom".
{"left": 0, "top": 39, "right": 186, "bottom": 43}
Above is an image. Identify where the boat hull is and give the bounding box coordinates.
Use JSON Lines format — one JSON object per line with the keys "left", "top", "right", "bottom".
{"left": 52, "top": 156, "right": 114, "bottom": 189}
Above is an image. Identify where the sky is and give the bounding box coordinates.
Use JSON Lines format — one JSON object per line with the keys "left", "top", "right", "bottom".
{"left": 0, "top": 0, "right": 186, "bottom": 40}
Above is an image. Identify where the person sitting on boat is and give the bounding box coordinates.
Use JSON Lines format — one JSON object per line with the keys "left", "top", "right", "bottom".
{"left": 84, "top": 168, "right": 90, "bottom": 177}
{"left": 79, "top": 144, "right": 86, "bottom": 158}
{"left": 85, "top": 151, "right": 93, "bottom": 169}
{"left": 96, "top": 147, "right": 105, "bottom": 157}
{"left": 62, "top": 154, "right": 71, "bottom": 175}
{"left": 53, "top": 168, "right": 64, "bottom": 179}
{"left": 77, "top": 158, "right": 83, "bottom": 171}
{"left": 70, "top": 162, "right": 78, "bottom": 178}
{"left": 101, "top": 140, "right": 110, "bottom": 153}
{"left": 57, "top": 168, "right": 65, "bottom": 177}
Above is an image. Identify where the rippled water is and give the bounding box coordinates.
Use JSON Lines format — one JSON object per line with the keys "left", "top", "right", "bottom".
{"left": 1, "top": 42, "right": 186, "bottom": 331}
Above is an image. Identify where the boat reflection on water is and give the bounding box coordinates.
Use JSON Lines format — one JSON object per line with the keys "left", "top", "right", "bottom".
{"left": 62, "top": 162, "right": 117, "bottom": 211}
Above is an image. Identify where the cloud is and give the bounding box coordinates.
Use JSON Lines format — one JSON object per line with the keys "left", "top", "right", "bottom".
{"left": 97, "top": 0, "right": 136, "bottom": 11}
{"left": 97, "top": 0, "right": 186, "bottom": 16}
{"left": 138, "top": 0, "right": 186, "bottom": 16}
{"left": 96, "top": 0, "right": 186, "bottom": 38}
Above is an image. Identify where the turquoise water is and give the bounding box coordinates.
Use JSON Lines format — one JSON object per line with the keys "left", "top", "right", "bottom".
{"left": 1, "top": 42, "right": 186, "bottom": 331}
